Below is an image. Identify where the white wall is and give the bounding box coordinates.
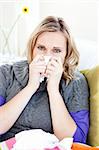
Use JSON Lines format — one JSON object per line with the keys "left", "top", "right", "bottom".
{"left": 0, "top": 0, "right": 39, "bottom": 56}
{"left": 40, "top": 0, "right": 98, "bottom": 41}
{"left": 40, "top": 0, "right": 98, "bottom": 69}
{"left": 0, "top": 0, "right": 98, "bottom": 69}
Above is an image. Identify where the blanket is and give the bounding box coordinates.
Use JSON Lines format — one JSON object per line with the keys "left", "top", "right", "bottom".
{"left": 0, "top": 129, "right": 99, "bottom": 150}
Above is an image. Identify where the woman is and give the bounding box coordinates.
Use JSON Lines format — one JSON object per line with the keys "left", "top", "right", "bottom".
{"left": 0, "top": 16, "right": 89, "bottom": 143}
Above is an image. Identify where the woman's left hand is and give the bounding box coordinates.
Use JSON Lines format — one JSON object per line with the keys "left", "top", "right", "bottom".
{"left": 45, "top": 56, "right": 63, "bottom": 92}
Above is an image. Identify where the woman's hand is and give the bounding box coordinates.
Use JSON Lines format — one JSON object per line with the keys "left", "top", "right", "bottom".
{"left": 46, "top": 56, "right": 63, "bottom": 93}
{"left": 27, "top": 55, "right": 46, "bottom": 90}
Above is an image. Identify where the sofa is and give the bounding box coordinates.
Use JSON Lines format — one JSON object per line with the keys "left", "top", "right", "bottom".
{"left": 81, "top": 66, "right": 99, "bottom": 146}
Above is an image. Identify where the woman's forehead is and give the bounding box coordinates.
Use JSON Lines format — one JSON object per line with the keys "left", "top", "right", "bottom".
{"left": 36, "top": 31, "right": 66, "bottom": 48}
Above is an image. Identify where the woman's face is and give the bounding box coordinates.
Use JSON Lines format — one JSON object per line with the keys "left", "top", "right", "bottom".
{"left": 33, "top": 31, "right": 66, "bottom": 64}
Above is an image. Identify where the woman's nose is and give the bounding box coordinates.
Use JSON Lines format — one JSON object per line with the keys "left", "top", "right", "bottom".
{"left": 44, "top": 50, "right": 52, "bottom": 56}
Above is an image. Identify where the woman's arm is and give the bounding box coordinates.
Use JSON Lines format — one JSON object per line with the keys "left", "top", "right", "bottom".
{"left": 0, "top": 55, "right": 46, "bottom": 134}
{"left": 46, "top": 57, "right": 89, "bottom": 142}
{"left": 48, "top": 89, "right": 77, "bottom": 140}
{"left": 0, "top": 84, "right": 36, "bottom": 135}
{"left": 48, "top": 89, "right": 89, "bottom": 143}
{"left": 46, "top": 57, "right": 77, "bottom": 140}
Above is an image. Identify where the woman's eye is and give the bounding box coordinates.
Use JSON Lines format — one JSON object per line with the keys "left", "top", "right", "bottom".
{"left": 37, "top": 46, "right": 45, "bottom": 51}
{"left": 53, "top": 49, "right": 61, "bottom": 53}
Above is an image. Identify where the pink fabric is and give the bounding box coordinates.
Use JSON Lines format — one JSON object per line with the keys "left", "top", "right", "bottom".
{"left": 5, "top": 137, "right": 16, "bottom": 149}
{"left": 3, "top": 138, "right": 61, "bottom": 150}
{"left": 45, "top": 147, "right": 60, "bottom": 150}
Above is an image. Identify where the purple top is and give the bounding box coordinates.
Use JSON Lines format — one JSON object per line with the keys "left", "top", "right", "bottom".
{"left": 70, "top": 110, "right": 89, "bottom": 143}
{"left": 0, "top": 95, "right": 89, "bottom": 143}
{"left": 0, "top": 95, "right": 6, "bottom": 106}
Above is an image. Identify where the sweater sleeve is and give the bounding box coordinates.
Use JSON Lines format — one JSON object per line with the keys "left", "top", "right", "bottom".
{"left": 0, "top": 65, "right": 10, "bottom": 101}
{"left": 63, "top": 72, "right": 89, "bottom": 112}
{"left": 0, "top": 96, "right": 6, "bottom": 106}
{"left": 62, "top": 72, "right": 89, "bottom": 143}
{"left": 70, "top": 110, "right": 89, "bottom": 143}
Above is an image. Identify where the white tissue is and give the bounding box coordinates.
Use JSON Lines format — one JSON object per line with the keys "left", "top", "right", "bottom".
{"left": 39, "top": 56, "right": 51, "bottom": 83}
{"left": 12, "top": 129, "right": 73, "bottom": 150}
{"left": 59, "top": 138, "right": 73, "bottom": 150}
{"left": 12, "top": 129, "right": 59, "bottom": 150}
{"left": 44, "top": 56, "right": 51, "bottom": 65}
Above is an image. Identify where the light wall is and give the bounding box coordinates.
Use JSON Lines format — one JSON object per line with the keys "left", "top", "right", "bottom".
{"left": 0, "top": 0, "right": 39, "bottom": 56}
{"left": 40, "top": 0, "right": 98, "bottom": 41}
{"left": 39, "top": 0, "right": 98, "bottom": 69}
{"left": 0, "top": 0, "right": 98, "bottom": 69}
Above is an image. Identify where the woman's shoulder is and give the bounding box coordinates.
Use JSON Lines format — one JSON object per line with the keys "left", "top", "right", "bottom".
{"left": 13, "top": 60, "right": 29, "bottom": 87}
{"left": 61, "top": 70, "right": 89, "bottom": 112}
{"left": 61, "top": 70, "right": 88, "bottom": 91}
{"left": 0, "top": 63, "right": 13, "bottom": 84}
{"left": 73, "top": 70, "right": 87, "bottom": 82}
{"left": 13, "top": 60, "right": 28, "bottom": 67}
{"left": 0, "top": 60, "right": 28, "bottom": 72}
{"left": 0, "top": 60, "right": 29, "bottom": 86}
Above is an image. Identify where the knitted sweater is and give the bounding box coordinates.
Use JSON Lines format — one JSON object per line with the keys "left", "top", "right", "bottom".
{"left": 0, "top": 60, "right": 89, "bottom": 142}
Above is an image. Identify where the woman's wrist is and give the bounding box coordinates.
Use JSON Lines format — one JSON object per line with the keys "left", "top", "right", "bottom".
{"left": 47, "top": 84, "right": 59, "bottom": 92}
{"left": 47, "top": 88, "right": 60, "bottom": 97}
{"left": 26, "top": 83, "right": 38, "bottom": 95}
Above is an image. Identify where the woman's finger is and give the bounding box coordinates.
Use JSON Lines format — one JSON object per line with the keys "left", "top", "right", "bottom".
{"left": 47, "top": 58, "right": 59, "bottom": 69}
{"left": 51, "top": 56, "right": 63, "bottom": 66}
{"left": 32, "top": 54, "right": 44, "bottom": 63}
{"left": 46, "top": 64, "right": 55, "bottom": 71}
{"left": 45, "top": 70, "right": 52, "bottom": 77}
{"left": 37, "top": 67, "right": 46, "bottom": 74}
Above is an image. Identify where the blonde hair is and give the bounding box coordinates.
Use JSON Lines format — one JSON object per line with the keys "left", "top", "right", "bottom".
{"left": 27, "top": 16, "right": 79, "bottom": 84}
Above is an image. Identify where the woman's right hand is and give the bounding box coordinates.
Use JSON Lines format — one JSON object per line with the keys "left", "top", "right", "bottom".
{"left": 27, "top": 55, "right": 46, "bottom": 91}
{"left": 0, "top": 54, "right": 47, "bottom": 134}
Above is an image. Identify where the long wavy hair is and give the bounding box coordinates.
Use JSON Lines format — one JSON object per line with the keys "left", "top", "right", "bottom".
{"left": 27, "top": 16, "right": 79, "bottom": 84}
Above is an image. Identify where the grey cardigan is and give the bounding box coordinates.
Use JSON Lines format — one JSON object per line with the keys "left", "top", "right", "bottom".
{"left": 0, "top": 60, "right": 89, "bottom": 141}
